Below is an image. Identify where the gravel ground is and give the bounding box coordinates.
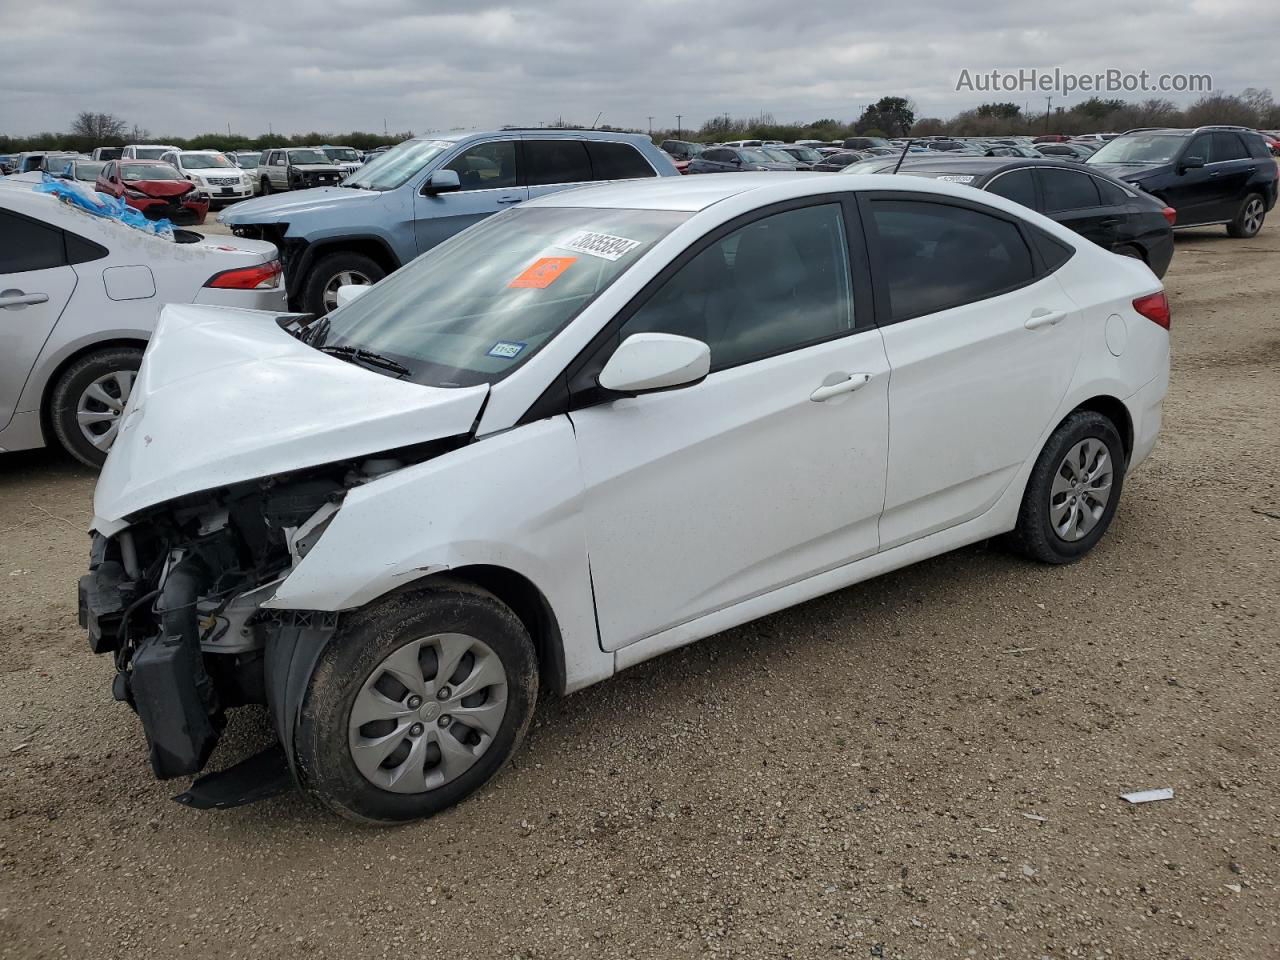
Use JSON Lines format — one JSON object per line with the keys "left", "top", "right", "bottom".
{"left": 1, "top": 226, "right": 1278, "bottom": 960}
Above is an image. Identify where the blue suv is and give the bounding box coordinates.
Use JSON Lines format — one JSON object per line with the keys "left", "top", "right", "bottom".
{"left": 220, "top": 129, "right": 679, "bottom": 313}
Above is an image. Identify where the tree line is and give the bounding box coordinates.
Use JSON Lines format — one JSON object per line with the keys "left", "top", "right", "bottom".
{"left": 3, "top": 91, "right": 1277, "bottom": 156}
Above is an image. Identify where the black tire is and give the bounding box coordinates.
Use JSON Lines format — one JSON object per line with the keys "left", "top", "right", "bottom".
{"left": 300, "top": 251, "right": 385, "bottom": 316}
{"left": 48, "top": 346, "right": 144, "bottom": 468}
{"left": 1226, "top": 192, "right": 1265, "bottom": 238}
{"left": 260, "top": 176, "right": 272, "bottom": 195}
{"left": 1114, "top": 244, "right": 1146, "bottom": 263}
{"left": 294, "top": 581, "right": 538, "bottom": 824}
{"left": 1005, "top": 410, "right": 1126, "bottom": 565}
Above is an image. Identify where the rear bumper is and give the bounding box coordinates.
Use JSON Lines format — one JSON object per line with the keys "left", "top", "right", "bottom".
{"left": 193, "top": 285, "right": 289, "bottom": 310}
{"left": 1125, "top": 361, "right": 1170, "bottom": 473}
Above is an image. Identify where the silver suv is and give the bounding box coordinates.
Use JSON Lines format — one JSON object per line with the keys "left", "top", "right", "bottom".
{"left": 257, "top": 148, "right": 343, "bottom": 194}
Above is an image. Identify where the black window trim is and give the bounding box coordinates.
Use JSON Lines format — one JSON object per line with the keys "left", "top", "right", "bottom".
{"left": 518, "top": 192, "right": 877, "bottom": 424}
{"left": 855, "top": 189, "right": 1054, "bottom": 328}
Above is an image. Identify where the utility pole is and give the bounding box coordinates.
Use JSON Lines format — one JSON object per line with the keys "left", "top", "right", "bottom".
{"left": 676, "top": 114, "right": 682, "bottom": 138}
{"left": 1044, "top": 96, "right": 1052, "bottom": 133}
{"left": 648, "top": 116, "right": 654, "bottom": 136}
{"left": 384, "top": 118, "right": 388, "bottom": 135}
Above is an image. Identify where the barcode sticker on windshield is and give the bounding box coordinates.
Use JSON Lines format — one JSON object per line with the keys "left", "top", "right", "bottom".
{"left": 936, "top": 175, "right": 975, "bottom": 184}
{"left": 558, "top": 232, "right": 643, "bottom": 261}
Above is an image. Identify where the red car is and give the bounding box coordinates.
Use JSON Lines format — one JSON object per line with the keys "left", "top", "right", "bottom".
{"left": 95, "top": 160, "right": 209, "bottom": 225}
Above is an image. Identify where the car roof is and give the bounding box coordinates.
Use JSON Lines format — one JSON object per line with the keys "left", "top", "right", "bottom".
{"left": 408, "top": 129, "right": 657, "bottom": 146}
{"left": 526, "top": 170, "right": 1074, "bottom": 214}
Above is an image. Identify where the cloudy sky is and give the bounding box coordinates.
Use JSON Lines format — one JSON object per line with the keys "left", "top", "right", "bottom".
{"left": 3, "top": 0, "right": 1275, "bottom": 137}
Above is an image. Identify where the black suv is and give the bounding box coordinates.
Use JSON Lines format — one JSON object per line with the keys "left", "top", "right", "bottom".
{"left": 1087, "top": 126, "right": 1277, "bottom": 238}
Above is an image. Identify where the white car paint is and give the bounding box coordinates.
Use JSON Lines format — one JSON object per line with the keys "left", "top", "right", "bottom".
{"left": 93, "top": 173, "right": 1169, "bottom": 696}
{"left": 0, "top": 182, "right": 286, "bottom": 456}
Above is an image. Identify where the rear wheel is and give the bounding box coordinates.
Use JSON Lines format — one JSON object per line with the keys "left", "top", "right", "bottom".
{"left": 1227, "top": 193, "right": 1265, "bottom": 238}
{"left": 301, "top": 251, "right": 385, "bottom": 315}
{"left": 48, "top": 346, "right": 144, "bottom": 468}
{"left": 295, "top": 582, "right": 538, "bottom": 824}
{"left": 260, "top": 176, "right": 272, "bottom": 195}
{"left": 1006, "top": 410, "right": 1125, "bottom": 564}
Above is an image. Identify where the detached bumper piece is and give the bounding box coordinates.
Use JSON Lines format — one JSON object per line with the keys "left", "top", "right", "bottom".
{"left": 173, "top": 745, "right": 292, "bottom": 810}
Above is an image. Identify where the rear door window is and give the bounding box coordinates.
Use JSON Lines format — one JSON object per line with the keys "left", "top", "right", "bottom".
{"left": 985, "top": 169, "right": 1037, "bottom": 210}
{"left": 1210, "top": 132, "right": 1249, "bottom": 162}
{"left": 868, "top": 198, "right": 1037, "bottom": 322}
{"left": 524, "top": 140, "right": 592, "bottom": 186}
{"left": 1039, "top": 169, "right": 1101, "bottom": 212}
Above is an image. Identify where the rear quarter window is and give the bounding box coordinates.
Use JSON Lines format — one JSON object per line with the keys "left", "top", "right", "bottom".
{"left": 587, "top": 141, "right": 656, "bottom": 180}
{"left": 0, "top": 209, "right": 67, "bottom": 273}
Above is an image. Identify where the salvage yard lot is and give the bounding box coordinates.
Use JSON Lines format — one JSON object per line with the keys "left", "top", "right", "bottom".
{"left": 1, "top": 228, "right": 1278, "bottom": 959}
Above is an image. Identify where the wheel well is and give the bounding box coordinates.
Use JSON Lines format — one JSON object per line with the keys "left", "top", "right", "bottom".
{"left": 309, "top": 238, "right": 399, "bottom": 276}
{"left": 1072, "top": 395, "right": 1133, "bottom": 463}
{"left": 38, "top": 338, "right": 148, "bottom": 442}
{"left": 429, "top": 565, "right": 567, "bottom": 697}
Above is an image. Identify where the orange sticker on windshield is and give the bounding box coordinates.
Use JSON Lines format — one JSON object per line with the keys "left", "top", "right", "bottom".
{"left": 509, "top": 256, "right": 576, "bottom": 289}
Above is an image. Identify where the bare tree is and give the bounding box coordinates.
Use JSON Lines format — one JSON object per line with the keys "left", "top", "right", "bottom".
{"left": 70, "top": 111, "right": 128, "bottom": 142}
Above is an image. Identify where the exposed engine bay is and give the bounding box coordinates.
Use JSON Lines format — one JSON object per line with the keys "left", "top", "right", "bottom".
{"left": 77, "top": 452, "right": 434, "bottom": 793}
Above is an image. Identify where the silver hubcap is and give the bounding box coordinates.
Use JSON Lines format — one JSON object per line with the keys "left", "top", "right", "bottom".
{"left": 348, "top": 633, "right": 509, "bottom": 794}
{"left": 76, "top": 370, "right": 135, "bottom": 452}
{"left": 1243, "top": 199, "right": 1264, "bottom": 235}
{"left": 322, "top": 270, "right": 371, "bottom": 312}
{"left": 1050, "top": 438, "right": 1113, "bottom": 542}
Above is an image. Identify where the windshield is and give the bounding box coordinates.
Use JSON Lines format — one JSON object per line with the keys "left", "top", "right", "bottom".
{"left": 785, "top": 146, "right": 823, "bottom": 161}
{"left": 121, "top": 163, "right": 181, "bottom": 180}
{"left": 287, "top": 149, "right": 328, "bottom": 165}
{"left": 311, "top": 206, "right": 691, "bottom": 387}
{"left": 1088, "top": 134, "right": 1186, "bottom": 165}
{"left": 132, "top": 148, "right": 168, "bottom": 160}
{"left": 344, "top": 139, "right": 452, "bottom": 190}
{"left": 739, "top": 149, "right": 775, "bottom": 164}
{"left": 761, "top": 148, "right": 796, "bottom": 163}
{"left": 73, "top": 161, "right": 106, "bottom": 181}
{"left": 233, "top": 153, "right": 260, "bottom": 167}
{"left": 322, "top": 147, "right": 359, "bottom": 161}
{"left": 181, "top": 153, "right": 234, "bottom": 169}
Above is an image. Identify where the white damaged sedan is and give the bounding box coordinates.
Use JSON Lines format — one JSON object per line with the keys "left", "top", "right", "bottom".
{"left": 82, "top": 173, "right": 1170, "bottom": 822}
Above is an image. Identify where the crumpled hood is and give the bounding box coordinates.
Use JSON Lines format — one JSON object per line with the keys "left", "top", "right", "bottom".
{"left": 126, "top": 178, "right": 195, "bottom": 198}
{"left": 93, "top": 304, "right": 488, "bottom": 524}
{"left": 219, "top": 186, "right": 377, "bottom": 223}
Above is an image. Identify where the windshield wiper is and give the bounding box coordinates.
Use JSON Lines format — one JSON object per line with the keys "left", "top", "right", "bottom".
{"left": 319, "top": 344, "right": 412, "bottom": 378}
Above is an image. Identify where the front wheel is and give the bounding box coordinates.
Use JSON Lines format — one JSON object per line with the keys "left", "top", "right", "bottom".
{"left": 301, "top": 251, "right": 385, "bottom": 315}
{"left": 1227, "top": 193, "right": 1265, "bottom": 238}
{"left": 48, "top": 346, "right": 144, "bottom": 468}
{"left": 294, "top": 582, "right": 538, "bottom": 824}
{"left": 1005, "top": 411, "right": 1126, "bottom": 564}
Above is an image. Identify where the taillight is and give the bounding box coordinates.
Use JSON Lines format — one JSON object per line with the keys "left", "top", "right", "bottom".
{"left": 1132, "top": 291, "right": 1171, "bottom": 330}
{"left": 205, "top": 260, "right": 282, "bottom": 289}
{"left": 1161, "top": 206, "right": 1176, "bottom": 226}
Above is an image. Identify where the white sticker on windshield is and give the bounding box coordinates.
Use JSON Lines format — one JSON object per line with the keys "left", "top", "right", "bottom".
{"left": 558, "top": 231, "right": 643, "bottom": 262}
{"left": 936, "top": 175, "right": 976, "bottom": 184}
{"left": 487, "top": 340, "right": 526, "bottom": 359}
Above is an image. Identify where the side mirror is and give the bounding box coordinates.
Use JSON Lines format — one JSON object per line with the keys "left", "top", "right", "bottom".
{"left": 334, "top": 284, "right": 370, "bottom": 308}
{"left": 1179, "top": 155, "right": 1205, "bottom": 172}
{"left": 423, "top": 169, "right": 461, "bottom": 195}
{"left": 598, "top": 333, "right": 710, "bottom": 395}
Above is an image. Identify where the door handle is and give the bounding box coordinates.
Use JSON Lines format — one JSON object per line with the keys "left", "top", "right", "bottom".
{"left": 810, "top": 373, "right": 872, "bottom": 402}
{"left": 0, "top": 290, "right": 49, "bottom": 309}
{"left": 496, "top": 196, "right": 522, "bottom": 204}
{"left": 1099, "top": 217, "right": 1120, "bottom": 227}
{"left": 1025, "top": 309, "right": 1066, "bottom": 330}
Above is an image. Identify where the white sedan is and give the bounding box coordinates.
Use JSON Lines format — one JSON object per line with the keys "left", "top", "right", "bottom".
{"left": 83, "top": 173, "right": 1169, "bottom": 822}
{"left": 0, "top": 181, "right": 286, "bottom": 466}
